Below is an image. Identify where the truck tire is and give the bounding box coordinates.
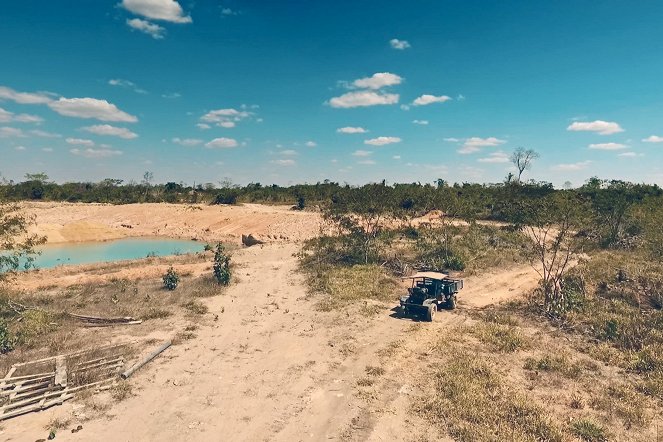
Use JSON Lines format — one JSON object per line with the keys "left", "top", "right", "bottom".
{"left": 426, "top": 303, "right": 436, "bottom": 322}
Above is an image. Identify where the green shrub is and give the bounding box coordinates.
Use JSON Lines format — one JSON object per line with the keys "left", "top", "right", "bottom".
{"left": 213, "top": 243, "right": 231, "bottom": 285}
{"left": 0, "top": 320, "right": 15, "bottom": 354}
{"left": 162, "top": 267, "right": 180, "bottom": 290}
{"left": 570, "top": 419, "right": 608, "bottom": 442}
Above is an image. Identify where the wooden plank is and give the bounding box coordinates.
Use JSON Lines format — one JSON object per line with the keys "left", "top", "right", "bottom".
{"left": 55, "top": 356, "right": 67, "bottom": 388}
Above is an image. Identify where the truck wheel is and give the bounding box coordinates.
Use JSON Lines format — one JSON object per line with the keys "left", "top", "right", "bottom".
{"left": 398, "top": 306, "right": 407, "bottom": 317}
{"left": 426, "top": 304, "right": 436, "bottom": 322}
{"left": 447, "top": 295, "right": 457, "bottom": 310}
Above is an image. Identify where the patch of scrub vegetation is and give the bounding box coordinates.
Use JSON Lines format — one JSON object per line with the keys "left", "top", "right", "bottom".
{"left": 307, "top": 265, "right": 400, "bottom": 311}
{"left": 469, "top": 320, "right": 529, "bottom": 353}
{"left": 523, "top": 353, "right": 584, "bottom": 379}
{"left": 570, "top": 419, "right": 609, "bottom": 442}
{"left": 415, "top": 349, "right": 563, "bottom": 441}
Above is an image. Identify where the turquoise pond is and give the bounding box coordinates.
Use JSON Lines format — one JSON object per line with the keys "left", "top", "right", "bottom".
{"left": 23, "top": 237, "right": 206, "bottom": 270}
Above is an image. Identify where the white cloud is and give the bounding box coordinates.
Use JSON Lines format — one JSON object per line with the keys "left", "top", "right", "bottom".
{"left": 389, "top": 38, "right": 410, "bottom": 50}
{"left": 412, "top": 94, "right": 452, "bottom": 106}
{"left": 305, "top": 141, "right": 316, "bottom": 147}
{"left": 458, "top": 137, "right": 506, "bottom": 154}
{"left": 443, "top": 137, "right": 459, "bottom": 142}
{"left": 357, "top": 159, "right": 376, "bottom": 165}
{"left": 162, "top": 92, "right": 181, "bottom": 99}
{"left": 0, "top": 86, "right": 53, "bottom": 104}
{"left": 392, "top": 155, "right": 401, "bottom": 160}
{"left": 196, "top": 123, "right": 211, "bottom": 130}
{"left": 200, "top": 108, "right": 253, "bottom": 127}
{"left": 642, "top": 135, "right": 663, "bottom": 143}
{"left": 337, "top": 126, "right": 367, "bottom": 134}
{"left": 82, "top": 124, "right": 138, "bottom": 139}
{"left": 0, "top": 127, "right": 26, "bottom": 138}
{"left": 588, "top": 142, "right": 627, "bottom": 150}
{"left": 30, "top": 129, "right": 61, "bottom": 138}
{"left": 478, "top": 151, "right": 509, "bottom": 163}
{"left": 329, "top": 91, "right": 399, "bottom": 108}
{"left": 0, "top": 107, "right": 42, "bottom": 123}
{"left": 121, "top": 0, "right": 192, "bottom": 23}
{"left": 126, "top": 18, "right": 166, "bottom": 39}
{"left": 221, "top": 7, "right": 238, "bottom": 15}
{"left": 271, "top": 159, "right": 295, "bottom": 166}
{"left": 618, "top": 152, "right": 643, "bottom": 157}
{"left": 42, "top": 147, "right": 54, "bottom": 152}
{"left": 279, "top": 149, "right": 297, "bottom": 156}
{"left": 48, "top": 98, "right": 137, "bottom": 122}
{"left": 400, "top": 104, "right": 410, "bottom": 111}
{"left": 412, "top": 120, "right": 428, "bottom": 125}
{"left": 14, "top": 145, "right": 26, "bottom": 151}
{"left": 364, "top": 136, "right": 401, "bottom": 146}
{"left": 352, "top": 72, "right": 402, "bottom": 90}
{"left": 205, "top": 137, "right": 238, "bottom": 149}
{"left": 551, "top": 160, "right": 592, "bottom": 171}
{"left": 172, "top": 137, "right": 202, "bottom": 146}
{"left": 70, "top": 148, "right": 123, "bottom": 158}
{"left": 108, "top": 79, "right": 147, "bottom": 94}
{"left": 352, "top": 149, "right": 372, "bottom": 157}
{"left": 66, "top": 138, "right": 95, "bottom": 147}
{"left": 567, "top": 120, "right": 624, "bottom": 135}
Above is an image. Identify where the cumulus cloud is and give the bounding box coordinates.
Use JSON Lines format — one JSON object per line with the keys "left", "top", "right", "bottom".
{"left": 82, "top": 124, "right": 138, "bottom": 139}
{"left": 642, "top": 135, "right": 663, "bottom": 143}
{"left": 70, "top": 148, "right": 123, "bottom": 158}
{"left": 352, "top": 149, "right": 372, "bottom": 157}
{"left": 126, "top": 18, "right": 166, "bottom": 39}
{"left": 108, "top": 79, "right": 147, "bottom": 94}
{"left": 412, "top": 94, "right": 452, "bottom": 106}
{"left": 196, "top": 123, "right": 211, "bottom": 130}
{"left": 551, "top": 160, "right": 592, "bottom": 171}
{"left": 121, "top": 0, "right": 192, "bottom": 23}
{"left": 172, "top": 137, "right": 202, "bottom": 146}
{"left": 357, "top": 159, "right": 376, "bottom": 165}
{"left": 337, "top": 126, "right": 367, "bottom": 134}
{"left": 30, "top": 129, "right": 61, "bottom": 138}
{"left": 478, "top": 151, "right": 509, "bottom": 163}
{"left": 305, "top": 141, "right": 316, "bottom": 147}
{"left": 329, "top": 91, "right": 399, "bottom": 108}
{"left": 0, "top": 127, "right": 26, "bottom": 138}
{"left": 364, "top": 136, "right": 401, "bottom": 146}
{"left": 0, "top": 107, "right": 42, "bottom": 123}
{"left": 392, "top": 155, "right": 401, "bottom": 160}
{"left": 205, "top": 137, "right": 238, "bottom": 149}
{"left": 618, "top": 152, "right": 643, "bottom": 157}
{"left": 279, "top": 149, "right": 297, "bottom": 156}
{"left": 567, "top": 120, "right": 624, "bottom": 135}
{"left": 588, "top": 142, "right": 627, "bottom": 150}
{"left": 200, "top": 108, "right": 253, "bottom": 128}
{"left": 0, "top": 86, "right": 53, "bottom": 104}
{"left": 458, "top": 137, "right": 506, "bottom": 154}
{"left": 42, "top": 147, "right": 54, "bottom": 152}
{"left": 14, "top": 145, "right": 26, "bottom": 151}
{"left": 412, "top": 120, "right": 428, "bottom": 125}
{"left": 48, "top": 98, "right": 137, "bottom": 122}
{"left": 389, "top": 38, "right": 410, "bottom": 50}
{"left": 271, "top": 159, "right": 295, "bottom": 166}
{"left": 66, "top": 138, "right": 95, "bottom": 147}
{"left": 352, "top": 72, "right": 402, "bottom": 90}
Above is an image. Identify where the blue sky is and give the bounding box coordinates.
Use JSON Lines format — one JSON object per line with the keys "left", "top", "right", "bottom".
{"left": 1, "top": 0, "right": 662, "bottom": 187}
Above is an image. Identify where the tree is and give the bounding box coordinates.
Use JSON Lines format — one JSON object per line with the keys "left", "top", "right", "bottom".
{"left": 0, "top": 203, "right": 46, "bottom": 282}
{"left": 518, "top": 193, "right": 589, "bottom": 316}
{"left": 510, "top": 147, "right": 539, "bottom": 183}
{"left": 141, "top": 171, "right": 153, "bottom": 201}
{"left": 213, "top": 243, "right": 231, "bottom": 285}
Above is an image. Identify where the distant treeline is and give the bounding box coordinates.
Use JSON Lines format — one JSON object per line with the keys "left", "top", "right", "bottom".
{"left": 1, "top": 174, "right": 661, "bottom": 223}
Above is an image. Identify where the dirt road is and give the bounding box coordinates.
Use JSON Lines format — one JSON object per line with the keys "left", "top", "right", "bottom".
{"left": 3, "top": 238, "right": 541, "bottom": 441}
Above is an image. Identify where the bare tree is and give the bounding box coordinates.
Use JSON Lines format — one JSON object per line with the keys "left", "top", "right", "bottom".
{"left": 510, "top": 147, "right": 539, "bottom": 183}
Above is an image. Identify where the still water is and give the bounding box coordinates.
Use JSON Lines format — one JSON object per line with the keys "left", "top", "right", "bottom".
{"left": 27, "top": 237, "right": 206, "bottom": 270}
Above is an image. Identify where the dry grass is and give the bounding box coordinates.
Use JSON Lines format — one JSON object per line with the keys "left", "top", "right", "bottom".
{"left": 523, "top": 353, "right": 584, "bottom": 379}
{"left": 570, "top": 418, "right": 609, "bottom": 442}
{"left": 311, "top": 265, "right": 400, "bottom": 311}
{"left": 469, "top": 321, "right": 529, "bottom": 353}
{"left": 414, "top": 349, "right": 563, "bottom": 441}
{"left": 110, "top": 381, "right": 133, "bottom": 401}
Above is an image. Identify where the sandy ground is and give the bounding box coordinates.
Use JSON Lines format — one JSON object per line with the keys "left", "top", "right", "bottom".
{"left": 2, "top": 204, "right": 542, "bottom": 441}
{"left": 21, "top": 202, "right": 322, "bottom": 244}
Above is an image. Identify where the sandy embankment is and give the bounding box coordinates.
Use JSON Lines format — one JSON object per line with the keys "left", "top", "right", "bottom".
{"left": 21, "top": 202, "right": 322, "bottom": 244}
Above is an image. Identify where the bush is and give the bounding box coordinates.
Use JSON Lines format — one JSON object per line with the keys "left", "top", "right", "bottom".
{"left": 213, "top": 243, "right": 231, "bottom": 285}
{"left": 0, "top": 320, "right": 15, "bottom": 354}
{"left": 212, "top": 189, "right": 238, "bottom": 205}
{"left": 162, "top": 267, "right": 180, "bottom": 290}
{"left": 571, "top": 419, "right": 609, "bottom": 442}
